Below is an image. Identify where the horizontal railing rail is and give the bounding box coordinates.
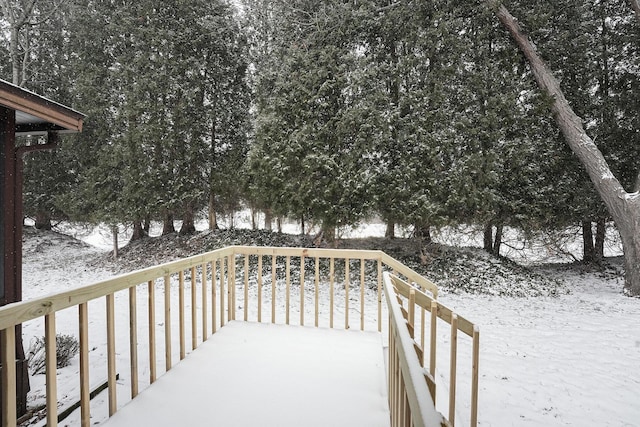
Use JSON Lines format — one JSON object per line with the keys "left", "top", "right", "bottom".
{"left": 0, "top": 245, "right": 478, "bottom": 427}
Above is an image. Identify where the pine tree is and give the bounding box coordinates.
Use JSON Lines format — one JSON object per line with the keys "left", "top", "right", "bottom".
{"left": 246, "top": 0, "right": 371, "bottom": 240}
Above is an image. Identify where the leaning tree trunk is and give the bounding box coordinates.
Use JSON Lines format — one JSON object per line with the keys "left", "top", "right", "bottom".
{"left": 492, "top": 2, "right": 640, "bottom": 295}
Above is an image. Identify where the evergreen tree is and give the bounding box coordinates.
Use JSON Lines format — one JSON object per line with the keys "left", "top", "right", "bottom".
{"left": 246, "top": 0, "right": 370, "bottom": 240}
{"left": 46, "top": 0, "right": 250, "bottom": 238}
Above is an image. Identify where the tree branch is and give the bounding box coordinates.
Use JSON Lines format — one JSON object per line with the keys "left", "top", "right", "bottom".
{"left": 17, "top": 0, "right": 38, "bottom": 28}
{"left": 28, "top": 0, "right": 71, "bottom": 27}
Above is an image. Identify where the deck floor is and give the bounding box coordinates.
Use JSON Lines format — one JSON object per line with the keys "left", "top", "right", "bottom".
{"left": 103, "top": 321, "right": 390, "bottom": 426}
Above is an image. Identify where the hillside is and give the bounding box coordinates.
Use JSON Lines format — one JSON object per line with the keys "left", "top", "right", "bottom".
{"left": 90, "top": 228, "right": 576, "bottom": 298}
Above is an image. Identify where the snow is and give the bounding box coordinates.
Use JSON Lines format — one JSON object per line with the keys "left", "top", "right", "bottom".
{"left": 624, "top": 191, "right": 639, "bottom": 201}
{"left": 101, "top": 321, "right": 389, "bottom": 427}
{"left": 436, "top": 267, "right": 640, "bottom": 427}
{"left": 17, "top": 224, "right": 640, "bottom": 427}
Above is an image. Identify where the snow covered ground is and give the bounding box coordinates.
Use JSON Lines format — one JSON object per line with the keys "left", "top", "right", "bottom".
{"left": 102, "top": 321, "right": 389, "bottom": 427}
{"left": 17, "top": 222, "right": 640, "bottom": 426}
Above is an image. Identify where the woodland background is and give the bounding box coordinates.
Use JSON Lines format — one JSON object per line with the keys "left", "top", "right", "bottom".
{"left": 2, "top": 0, "right": 639, "bottom": 271}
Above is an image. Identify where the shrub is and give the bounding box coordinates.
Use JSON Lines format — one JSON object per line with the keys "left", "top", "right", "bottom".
{"left": 27, "top": 334, "right": 80, "bottom": 375}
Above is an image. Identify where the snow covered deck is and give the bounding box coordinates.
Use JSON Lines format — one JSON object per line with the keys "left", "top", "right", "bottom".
{"left": 102, "top": 321, "right": 390, "bottom": 427}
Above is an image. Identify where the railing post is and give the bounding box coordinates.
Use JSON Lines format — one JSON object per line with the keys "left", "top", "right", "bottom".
{"left": 129, "top": 287, "right": 139, "bottom": 398}
{"left": 220, "top": 258, "right": 226, "bottom": 326}
{"left": 314, "top": 256, "right": 320, "bottom": 327}
{"left": 202, "top": 263, "right": 208, "bottom": 338}
{"left": 329, "top": 257, "right": 334, "bottom": 328}
{"left": 360, "top": 259, "right": 365, "bottom": 331}
{"left": 148, "top": 280, "right": 157, "bottom": 383}
{"left": 257, "top": 256, "right": 262, "bottom": 323}
{"left": 106, "top": 293, "right": 117, "bottom": 416}
{"left": 179, "top": 271, "right": 186, "bottom": 359}
{"left": 164, "top": 275, "right": 172, "bottom": 372}
{"left": 229, "top": 254, "right": 236, "bottom": 322}
{"left": 430, "top": 300, "right": 438, "bottom": 394}
{"left": 377, "top": 258, "right": 382, "bottom": 332}
{"left": 449, "top": 314, "right": 458, "bottom": 426}
{"left": 286, "top": 255, "right": 291, "bottom": 325}
{"left": 244, "top": 256, "right": 249, "bottom": 322}
{"left": 45, "top": 313, "right": 58, "bottom": 427}
{"left": 190, "top": 267, "right": 197, "bottom": 350}
{"left": 471, "top": 327, "right": 480, "bottom": 427}
{"left": 300, "top": 254, "right": 305, "bottom": 326}
{"left": 79, "top": 303, "right": 90, "bottom": 427}
{"left": 1, "top": 327, "right": 17, "bottom": 427}
{"left": 212, "top": 259, "right": 217, "bottom": 333}
{"left": 344, "top": 259, "right": 349, "bottom": 330}
{"left": 271, "top": 255, "right": 277, "bottom": 323}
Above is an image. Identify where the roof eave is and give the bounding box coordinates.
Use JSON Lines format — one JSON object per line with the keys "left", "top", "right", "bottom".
{"left": 0, "top": 79, "right": 85, "bottom": 134}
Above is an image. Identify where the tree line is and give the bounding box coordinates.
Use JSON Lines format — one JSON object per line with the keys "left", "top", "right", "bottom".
{"left": 1, "top": 0, "right": 639, "bottom": 293}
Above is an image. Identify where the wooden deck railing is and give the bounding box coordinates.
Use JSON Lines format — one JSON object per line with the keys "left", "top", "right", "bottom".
{"left": 385, "top": 273, "right": 480, "bottom": 427}
{"left": 0, "top": 246, "right": 477, "bottom": 427}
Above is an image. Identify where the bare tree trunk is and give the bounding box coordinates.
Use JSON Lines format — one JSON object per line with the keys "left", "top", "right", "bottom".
{"left": 179, "top": 205, "right": 196, "bottom": 235}
{"left": 483, "top": 223, "right": 493, "bottom": 253}
{"left": 130, "top": 221, "right": 146, "bottom": 241}
{"left": 34, "top": 210, "right": 52, "bottom": 230}
{"left": 112, "top": 226, "right": 119, "bottom": 259}
{"left": 484, "top": 223, "right": 503, "bottom": 255}
{"left": 385, "top": 222, "right": 395, "bottom": 239}
{"left": 321, "top": 223, "right": 336, "bottom": 246}
{"left": 252, "top": 208, "right": 258, "bottom": 230}
{"left": 491, "top": 2, "right": 640, "bottom": 296}
{"left": 162, "top": 212, "right": 175, "bottom": 235}
{"left": 264, "top": 209, "right": 273, "bottom": 231}
{"left": 582, "top": 220, "right": 595, "bottom": 263}
{"left": 208, "top": 192, "right": 218, "bottom": 230}
{"left": 595, "top": 217, "right": 606, "bottom": 262}
{"left": 0, "top": 0, "right": 37, "bottom": 85}
{"left": 276, "top": 216, "right": 282, "bottom": 233}
{"left": 630, "top": 0, "right": 640, "bottom": 23}
{"left": 493, "top": 224, "right": 503, "bottom": 255}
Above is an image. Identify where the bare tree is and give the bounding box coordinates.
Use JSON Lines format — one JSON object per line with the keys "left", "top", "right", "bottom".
{"left": 488, "top": 1, "right": 640, "bottom": 296}
{"left": 0, "top": 0, "right": 66, "bottom": 86}
{"left": 1, "top": 0, "right": 37, "bottom": 84}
